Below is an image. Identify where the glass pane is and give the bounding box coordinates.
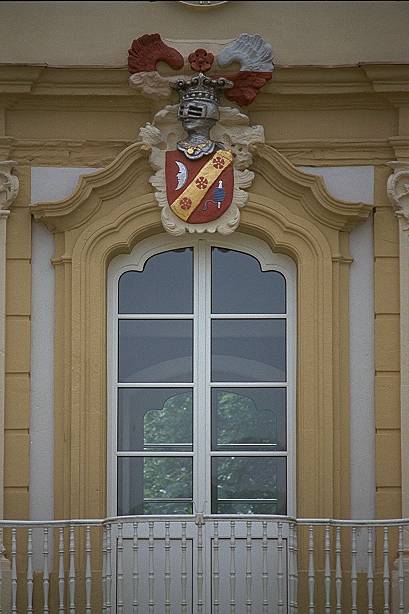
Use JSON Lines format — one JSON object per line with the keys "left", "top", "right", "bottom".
{"left": 118, "top": 320, "right": 193, "bottom": 383}
{"left": 211, "top": 319, "right": 286, "bottom": 382}
{"left": 211, "top": 457, "right": 286, "bottom": 515}
{"left": 118, "top": 389, "right": 193, "bottom": 451}
{"left": 119, "top": 248, "right": 193, "bottom": 314}
{"left": 211, "top": 388, "right": 286, "bottom": 451}
{"left": 118, "top": 457, "right": 193, "bottom": 515}
{"left": 212, "top": 248, "right": 286, "bottom": 314}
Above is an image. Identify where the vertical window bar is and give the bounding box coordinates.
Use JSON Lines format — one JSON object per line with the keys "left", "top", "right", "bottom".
{"left": 116, "top": 522, "right": 124, "bottom": 614}
{"left": 132, "top": 522, "right": 139, "bottom": 614}
{"left": 43, "top": 527, "right": 50, "bottom": 614}
{"left": 351, "top": 526, "right": 357, "bottom": 614}
{"left": 180, "top": 522, "right": 188, "bottom": 614}
{"left": 212, "top": 521, "right": 220, "bottom": 614}
{"left": 383, "top": 527, "right": 390, "bottom": 614}
{"left": 164, "top": 521, "right": 171, "bottom": 614}
{"left": 68, "top": 526, "right": 75, "bottom": 614}
{"left": 58, "top": 527, "right": 65, "bottom": 614}
{"left": 27, "top": 528, "right": 33, "bottom": 614}
{"left": 277, "top": 521, "right": 284, "bottom": 613}
{"left": 335, "top": 526, "right": 342, "bottom": 614}
{"left": 308, "top": 525, "right": 315, "bottom": 614}
{"left": 324, "top": 525, "right": 331, "bottom": 614}
{"left": 398, "top": 525, "right": 405, "bottom": 614}
{"left": 148, "top": 521, "right": 155, "bottom": 614}
{"left": 85, "top": 526, "right": 92, "bottom": 614}
{"left": 367, "top": 526, "right": 374, "bottom": 614}
{"left": 245, "top": 520, "right": 252, "bottom": 614}
{"left": 11, "top": 528, "right": 17, "bottom": 614}
{"left": 229, "top": 520, "right": 236, "bottom": 614}
{"left": 262, "top": 521, "right": 268, "bottom": 614}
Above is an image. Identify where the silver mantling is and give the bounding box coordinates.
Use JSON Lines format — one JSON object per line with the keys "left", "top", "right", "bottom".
{"left": 170, "top": 73, "right": 233, "bottom": 159}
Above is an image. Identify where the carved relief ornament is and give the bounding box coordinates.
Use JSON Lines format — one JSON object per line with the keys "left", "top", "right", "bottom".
{"left": 0, "top": 161, "right": 19, "bottom": 211}
{"left": 128, "top": 33, "right": 272, "bottom": 235}
{"left": 387, "top": 161, "right": 409, "bottom": 226}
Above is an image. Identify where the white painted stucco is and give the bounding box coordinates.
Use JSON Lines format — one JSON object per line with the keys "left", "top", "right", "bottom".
{"left": 30, "top": 167, "right": 97, "bottom": 521}
{"left": 301, "top": 165, "right": 375, "bottom": 521}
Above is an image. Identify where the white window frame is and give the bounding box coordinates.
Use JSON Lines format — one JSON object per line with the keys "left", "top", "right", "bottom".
{"left": 107, "top": 232, "right": 297, "bottom": 517}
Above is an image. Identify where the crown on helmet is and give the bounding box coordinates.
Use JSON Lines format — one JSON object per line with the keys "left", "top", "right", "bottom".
{"left": 171, "top": 73, "right": 233, "bottom": 121}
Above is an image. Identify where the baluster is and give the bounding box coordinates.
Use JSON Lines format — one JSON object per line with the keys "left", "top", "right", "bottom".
{"left": 11, "top": 528, "right": 17, "bottom": 614}
{"left": 85, "top": 526, "right": 92, "bottom": 614}
{"left": 213, "top": 522, "right": 220, "bottom": 614}
{"left": 335, "top": 526, "right": 342, "bottom": 614}
{"left": 293, "top": 524, "right": 298, "bottom": 612}
{"left": 180, "top": 522, "right": 187, "bottom": 614}
{"left": 164, "top": 522, "right": 171, "bottom": 614}
{"left": 245, "top": 521, "right": 252, "bottom": 614}
{"left": 229, "top": 521, "right": 236, "bottom": 614}
{"left": 43, "top": 527, "right": 50, "bottom": 614}
{"left": 351, "top": 527, "right": 358, "bottom": 613}
{"left": 307, "top": 525, "right": 315, "bottom": 614}
{"left": 262, "top": 521, "right": 268, "bottom": 614}
{"left": 383, "top": 527, "right": 390, "bottom": 613}
{"left": 27, "top": 528, "right": 33, "bottom": 613}
{"left": 0, "top": 528, "right": 3, "bottom": 614}
{"left": 367, "top": 526, "right": 374, "bottom": 614}
{"left": 324, "top": 525, "right": 331, "bottom": 614}
{"left": 277, "top": 522, "right": 284, "bottom": 613}
{"left": 58, "top": 527, "right": 65, "bottom": 614}
{"left": 148, "top": 521, "right": 155, "bottom": 614}
{"left": 117, "top": 523, "right": 124, "bottom": 614}
{"left": 106, "top": 524, "right": 112, "bottom": 614}
{"left": 68, "top": 526, "right": 75, "bottom": 614}
{"left": 132, "top": 523, "right": 139, "bottom": 614}
{"left": 398, "top": 526, "right": 404, "bottom": 614}
{"left": 102, "top": 526, "right": 107, "bottom": 613}
{"left": 196, "top": 516, "right": 204, "bottom": 614}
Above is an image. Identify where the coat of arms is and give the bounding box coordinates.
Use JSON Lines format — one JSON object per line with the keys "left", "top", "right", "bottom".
{"left": 129, "top": 34, "right": 273, "bottom": 234}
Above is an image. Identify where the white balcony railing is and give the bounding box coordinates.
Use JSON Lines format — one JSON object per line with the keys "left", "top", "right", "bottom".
{"left": 0, "top": 515, "right": 408, "bottom": 613}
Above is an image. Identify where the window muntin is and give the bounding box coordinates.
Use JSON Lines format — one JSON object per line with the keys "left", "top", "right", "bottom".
{"left": 111, "top": 236, "right": 295, "bottom": 517}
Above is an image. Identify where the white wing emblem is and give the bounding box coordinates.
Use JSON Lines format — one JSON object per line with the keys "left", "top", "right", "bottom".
{"left": 175, "top": 161, "right": 188, "bottom": 190}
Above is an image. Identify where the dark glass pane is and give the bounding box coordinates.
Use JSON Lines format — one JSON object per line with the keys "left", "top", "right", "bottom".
{"left": 119, "top": 249, "right": 193, "bottom": 314}
{"left": 118, "top": 457, "right": 193, "bottom": 516}
{"left": 211, "top": 388, "right": 286, "bottom": 451}
{"left": 212, "top": 248, "right": 286, "bottom": 314}
{"left": 211, "top": 319, "right": 286, "bottom": 382}
{"left": 211, "top": 457, "right": 286, "bottom": 515}
{"left": 118, "top": 320, "right": 193, "bottom": 383}
{"left": 118, "top": 388, "right": 193, "bottom": 451}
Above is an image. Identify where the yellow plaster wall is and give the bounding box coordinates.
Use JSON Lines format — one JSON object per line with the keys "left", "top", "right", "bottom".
{"left": 374, "top": 166, "right": 401, "bottom": 518}
{"left": 4, "top": 166, "right": 31, "bottom": 519}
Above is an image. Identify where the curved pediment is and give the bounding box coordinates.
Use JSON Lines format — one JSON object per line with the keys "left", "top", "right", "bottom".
{"left": 31, "top": 140, "right": 372, "bottom": 236}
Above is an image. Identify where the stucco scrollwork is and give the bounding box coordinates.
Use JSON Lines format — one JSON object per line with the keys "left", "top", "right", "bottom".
{"left": 0, "top": 161, "right": 19, "bottom": 211}
{"left": 387, "top": 161, "right": 409, "bottom": 226}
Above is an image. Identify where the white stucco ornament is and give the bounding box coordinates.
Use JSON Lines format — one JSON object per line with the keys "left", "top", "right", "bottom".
{"left": 387, "top": 161, "right": 409, "bottom": 225}
{"left": 130, "top": 33, "right": 271, "bottom": 235}
{"left": 0, "top": 161, "right": 19, "bottom": 210}
{"left": 140, "top": 105, "right": 263, "bottom": 235}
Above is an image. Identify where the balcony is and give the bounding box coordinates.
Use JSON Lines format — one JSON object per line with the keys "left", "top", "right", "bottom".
{"left": 0, "top": 515, "right": 408, "bottom": 613}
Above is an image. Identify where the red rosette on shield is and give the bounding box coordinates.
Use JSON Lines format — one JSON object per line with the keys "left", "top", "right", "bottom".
{"left": 165, "top": 150, "right": 234, "bottom": 224}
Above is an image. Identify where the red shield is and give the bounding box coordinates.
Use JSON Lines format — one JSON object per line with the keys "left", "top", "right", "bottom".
{"left": 165, "top": 149, "right": 234, "bottom": 224}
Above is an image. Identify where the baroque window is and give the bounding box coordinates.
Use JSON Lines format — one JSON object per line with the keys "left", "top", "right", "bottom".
{"left": 108, "top": 233, "right": 296, "bottom": 517}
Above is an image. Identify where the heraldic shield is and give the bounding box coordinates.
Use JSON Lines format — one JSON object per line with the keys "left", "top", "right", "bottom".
{"left": 165, "top": 149, "right": 234, "bottom": 224}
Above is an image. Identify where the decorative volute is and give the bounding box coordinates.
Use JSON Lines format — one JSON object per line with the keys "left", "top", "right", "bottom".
{"left": 0, "top": 161, "right": 19, "bottom": 211}
{"left": 387, "top": 160, "right": 409, "bottom": 225}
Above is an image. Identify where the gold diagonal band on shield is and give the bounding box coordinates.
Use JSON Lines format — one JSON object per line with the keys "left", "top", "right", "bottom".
{"left": 170, "top": 150, "right": 233, "bottom": 221}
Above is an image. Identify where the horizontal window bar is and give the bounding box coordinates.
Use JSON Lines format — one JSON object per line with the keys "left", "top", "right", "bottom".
{"left": 210, "top": 313, "right": 287, "bottom": 319}
{"left": 117, "top": 382, "right": 194, "bottom": 388}
{"left": 210, "top": 382, "right": 288, "bottom": 388}
{"left": 210, "top": 451, "right": 288, "bottom": 457}
{"left": 117, "top": 314, "right": 194, "bottom": 319}
{"left": 116, "top": 451, "right": 194, "bottom": 457}
{"left": 217, "top": 499, "right": 278, "bottom": 503}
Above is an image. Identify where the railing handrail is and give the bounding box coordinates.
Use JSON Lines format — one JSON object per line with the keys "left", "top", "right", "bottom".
{"left": 1, "top": 515, "right": 409, "bottom": 527}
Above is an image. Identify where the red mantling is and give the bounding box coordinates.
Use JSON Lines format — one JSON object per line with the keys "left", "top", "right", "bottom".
{"left": 128, "top": 34, "right": 184, "bottom": 73}
{"left": 224, "top": 71, "right": 272, "bottom": 106}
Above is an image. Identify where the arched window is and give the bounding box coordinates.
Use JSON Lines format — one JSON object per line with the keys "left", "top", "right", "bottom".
{"left": 107, "top": 233, "right": 296, "bottom": 516}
